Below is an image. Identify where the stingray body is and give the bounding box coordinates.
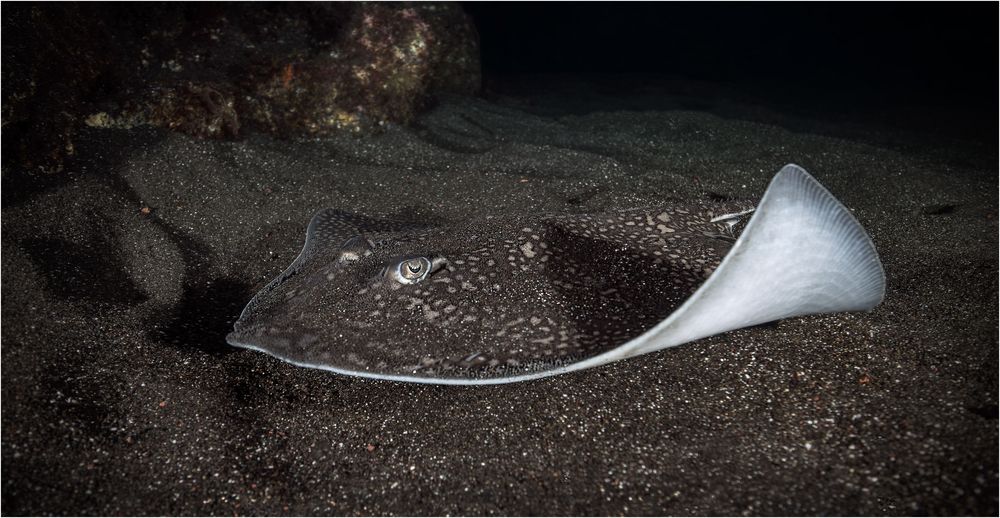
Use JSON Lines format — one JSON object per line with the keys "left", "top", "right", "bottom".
{"left": 227, "top": 165, "right": 885, "bottom": 384}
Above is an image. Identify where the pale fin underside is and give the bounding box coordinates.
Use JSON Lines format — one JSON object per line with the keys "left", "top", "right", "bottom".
{"left": 452, "top": 163, "right": 884, "bottom": 383}
{"left": 579, "top": 163, "right": 886, "bottom": 367}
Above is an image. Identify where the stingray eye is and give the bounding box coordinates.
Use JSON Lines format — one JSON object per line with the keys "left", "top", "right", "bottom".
{"left": 403, "top": 259, "right": 424, "bottom": 278}
{"left": 383, "top": 255, "right": 446, "bottom": 286}
{"left": 390, "top": 257, "right": 432, "bottom": 284}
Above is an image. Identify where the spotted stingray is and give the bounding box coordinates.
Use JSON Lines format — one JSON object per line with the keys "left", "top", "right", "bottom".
{"left": 227, "top": 165, "right": 885, "bottom": 384}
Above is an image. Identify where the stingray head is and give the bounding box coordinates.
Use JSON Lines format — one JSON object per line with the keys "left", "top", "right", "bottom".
{"left": 228, "top": 212, "right": 604, "bottom": 380}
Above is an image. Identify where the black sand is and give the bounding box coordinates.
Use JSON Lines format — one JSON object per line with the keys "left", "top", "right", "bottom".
{"left": 2, "top": 80, "right": 997, "bottom": 515}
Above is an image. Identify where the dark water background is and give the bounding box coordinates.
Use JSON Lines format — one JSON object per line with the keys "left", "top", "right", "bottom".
{"left": 467, "top": 2, "right": 996, "bottom": 143}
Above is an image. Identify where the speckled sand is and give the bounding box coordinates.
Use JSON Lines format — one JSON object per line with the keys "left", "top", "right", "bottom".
{"left": 2, "top": 81, "right": 996, "bottom": 515}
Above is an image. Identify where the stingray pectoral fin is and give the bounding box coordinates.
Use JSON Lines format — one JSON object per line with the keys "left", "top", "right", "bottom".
{"left": 584, "top": 164, "right": 886, "bottom": 366}
{"left": 412, "top": 164, "right": 884, "bottom": 385}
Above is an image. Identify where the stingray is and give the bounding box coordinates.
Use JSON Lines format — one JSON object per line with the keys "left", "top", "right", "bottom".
{"left": 227, "top": 164, "right": 885, "bottom": 384}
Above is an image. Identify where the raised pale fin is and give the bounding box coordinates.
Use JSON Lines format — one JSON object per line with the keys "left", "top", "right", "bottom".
{"left": 457, "top": 163, "right": 884, "bottom": 384}
{"left": 578, "top": 163, "right": 885, "bottom": 365}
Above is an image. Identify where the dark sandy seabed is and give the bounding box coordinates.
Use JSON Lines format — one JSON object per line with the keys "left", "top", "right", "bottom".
{"left": 2, "top": 78, "right": 997, "bottom": 515}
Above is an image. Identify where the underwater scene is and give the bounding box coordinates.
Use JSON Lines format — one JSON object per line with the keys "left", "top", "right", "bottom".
{"left": 2, "top": 3, "right": 996, "bottom": 516}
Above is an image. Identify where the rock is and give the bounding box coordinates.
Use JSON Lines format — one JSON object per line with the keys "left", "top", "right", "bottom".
{"left": 1, "top": 3, "right": 481, "bottom": 173}
{"left": 2, "top": 4, "right": 124, "bottom": 173}
{"left": 144, "top": 83, "right": 241, "bottom": 139}
{"left": 246, "top": 3, "right": 481, "bottom": 134}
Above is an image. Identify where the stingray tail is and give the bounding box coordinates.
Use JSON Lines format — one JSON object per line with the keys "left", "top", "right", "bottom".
{"left": 619, "top": 164, "right": 886, "bottom": 357}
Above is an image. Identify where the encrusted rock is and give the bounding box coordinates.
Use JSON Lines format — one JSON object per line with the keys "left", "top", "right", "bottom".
{"left": 2, "top": 4, "right": 123, "bottom": 173}
{"left": 2, "top": 3, "right": 481, "bottom": 173}
{"left": 246, "top": 3, "right": 481, "bottom": 134}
